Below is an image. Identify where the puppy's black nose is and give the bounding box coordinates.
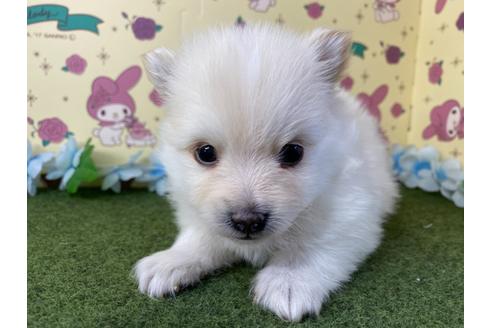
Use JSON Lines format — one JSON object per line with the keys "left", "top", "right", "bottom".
{"left": 230, "top": 208, "right": 268, "bottom": 234}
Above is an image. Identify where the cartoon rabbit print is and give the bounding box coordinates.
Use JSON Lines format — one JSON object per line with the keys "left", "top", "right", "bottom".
{"left": 374, "top": 0, "right": 400, "bottom": 23}
{"left": 357, "top": 84, "right": 389, "bottom": 122}
{"left": 249, "top": 0, "right": 276, "bottom": 12}
{"left": 87, "top": 66, "right": 156, "bottom": 147}
{"left": 423, "top": 100, "right": 464, "bottom": 141}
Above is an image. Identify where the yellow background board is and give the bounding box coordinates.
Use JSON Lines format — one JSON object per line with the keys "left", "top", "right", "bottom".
{"left": 409, "top": 0, "right": 464, "bottom": 162}
{"left": 27, "top": 0, "right": 464, "bottom": 165}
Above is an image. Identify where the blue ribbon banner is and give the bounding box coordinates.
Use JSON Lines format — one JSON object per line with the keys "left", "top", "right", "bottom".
{"left": 27, "top": 5, "right": 103, "bottom": 34}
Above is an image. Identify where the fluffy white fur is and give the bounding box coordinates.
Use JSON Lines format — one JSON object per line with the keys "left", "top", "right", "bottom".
{"left": 135, "top": 24, "right": 398, "bottom": 322}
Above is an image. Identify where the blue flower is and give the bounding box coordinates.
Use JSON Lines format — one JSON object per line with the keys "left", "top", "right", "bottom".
{"left": 432, "top": 159, "right": 464, "bottom": 207}
{"left": 45, "top": 136, "right": 84, "bottom": 190}
{"left": 27, "top": 141, "right": 53, "bottom": 196}
{"left": 136, "top": 154, "right": 167, "bottom": 196}
{"left": 399, "top": 146, "right": 440, "bottom": 192}
{"left": 391, "top": 144, "right": 406, "bottom": 177}
{"left": 392, "top": 144, "right": 464, "bottom": 208}
{"left": 101, "top": 152, "right": 144, "bottom": 193}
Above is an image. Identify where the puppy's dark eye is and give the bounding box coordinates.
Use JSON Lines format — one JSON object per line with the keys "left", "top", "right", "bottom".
{"left": 195, "top": 144, "right": 218, "bottom": 166}
{"left": 101, "top": 110, "right": 106, "bottom": 116}
{"left": 278, "top": 144, "right": 304, "bottom": 168}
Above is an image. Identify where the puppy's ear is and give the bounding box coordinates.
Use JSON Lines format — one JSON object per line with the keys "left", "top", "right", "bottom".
{"left": 142, "top": 47, "right": 175, "bottom": 93}
{"left": 308, "top": 28, "right": 351, "bottom": 83}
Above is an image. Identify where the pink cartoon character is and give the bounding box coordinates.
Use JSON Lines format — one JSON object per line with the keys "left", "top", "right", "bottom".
{"left": 423, "top": 100, "right": 464, "bottom": 141}
{"left": 374, "top": 0, "right": 400, "bottom": 23}
{"left": 87, "top": 66, "right": 156, "bottom": 147}
{"left": 357, "top": 84, "right": 389, "bottom": 122}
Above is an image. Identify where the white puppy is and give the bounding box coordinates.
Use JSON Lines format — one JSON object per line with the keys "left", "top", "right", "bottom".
{"left": 135, "top": 24, "right": 398, "bottom": 322}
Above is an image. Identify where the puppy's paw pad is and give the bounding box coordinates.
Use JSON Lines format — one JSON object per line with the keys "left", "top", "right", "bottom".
{"left": 252, "top": 267, "right": 324, "bottom": 322}
{"left": 133, "top": 251, "right": 204, "bottom": 298}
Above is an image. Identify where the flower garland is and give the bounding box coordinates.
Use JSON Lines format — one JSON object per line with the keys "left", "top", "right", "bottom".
{"left": 44, "top": 137, "right": 99, "bottom": 193}
{"left": 99, "top": 151, "right": 167, "bottom": 195}
{"left": 28, "top": 138, "right": 462, "bottom": 208}
{"left": 135, "top": 154, "right": 167, "bottom": 196}
{"left": 27, "top": 141, "right": 53, "bottom": 196}
{"left": 28, "top": 137, "right": 167, "bottom": 197}
{"left": 391, "top": 145, "right": 463, "bottom": 208}
{"left": 101, "top": 151, "right": 145, "bottom": 193}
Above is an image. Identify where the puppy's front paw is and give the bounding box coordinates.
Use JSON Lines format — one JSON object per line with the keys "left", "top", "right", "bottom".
{"left": 252, "top": 266, "right": 325, "bottom": 322}
{"left": 134, "top": 250, "right": 205, "bottom": 298}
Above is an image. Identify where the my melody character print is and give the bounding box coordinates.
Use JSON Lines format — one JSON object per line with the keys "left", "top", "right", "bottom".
{"left": 422, "top": 99, "right": 464, "bottom": 142}
{"left": 373, "top": 0, "right": 400, "bottom": 23}
{"left": 248, "top": 0, "right": 276, "bottom": 13}
{"left": 87, "top": 66, "right": 156, "bottom": 147}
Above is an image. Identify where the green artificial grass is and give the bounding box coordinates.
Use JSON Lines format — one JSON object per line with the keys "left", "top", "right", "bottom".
{"left": 28, "top": 187, "right": 463, "bottom": 327}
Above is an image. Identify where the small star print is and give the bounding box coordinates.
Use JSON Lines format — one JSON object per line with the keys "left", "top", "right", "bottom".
{"left": 438, "top": 23, "right": 448, "bottom": 32}
{"left": 398, "top": 82, "right": 405, "bottom": 93}
{"left": 356, "top": 11, "right": 364, "bottom": 24}
{"left": 401, "top": 29, "right": 408, "bottom": 39}
{"left": 361, "top": 71, "right": 369, "bottom": 83}
{"left": 451, "top": 57, "right": 462, "bottom": 67}
{"left": 275, "top": 14, "right": 285, "bottom": 25}
{"left": 97, "top": 48, "right": 110, "bottom": 65}
{"left": 33, "top": 51, "right": 40, "bottom": 58}
{"left": 62, "top": 96, "right": 69, "bottom": 102}
{"left": 153, "top": 0, "right": 165, "bottom": 11}
{"left": 39, "top": 58, "right": 52, "bottom": 75}
{"left": 450, "top": 148, "right": 462, "bottom": 157}
{"left": 27, "top": 90, "right": 37, "bottom": 107}
{"left": 424, "top": 96, "right": 432, "bottom": 104}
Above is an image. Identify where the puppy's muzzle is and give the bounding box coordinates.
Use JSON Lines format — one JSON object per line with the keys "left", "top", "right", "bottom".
{"left": 229, "top": 208, "right": 269, "bottom": 236}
